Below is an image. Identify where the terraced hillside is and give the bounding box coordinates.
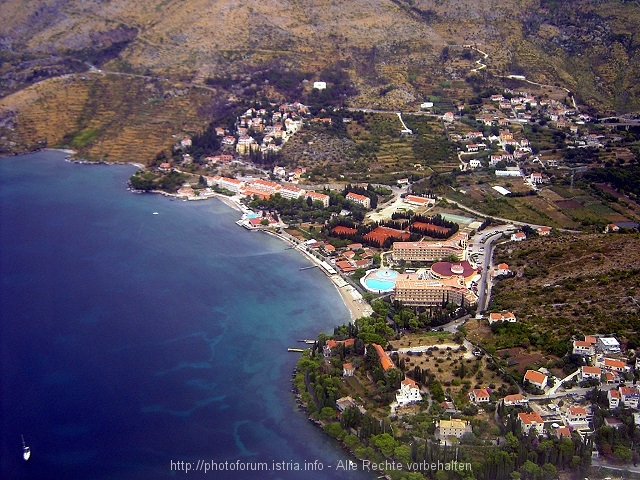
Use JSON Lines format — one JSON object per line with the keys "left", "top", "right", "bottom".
{"left": 0, "top": 73, "right": 215, "bottom": 163}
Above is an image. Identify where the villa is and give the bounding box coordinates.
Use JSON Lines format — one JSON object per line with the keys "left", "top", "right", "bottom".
{"left": 601, "top": 358, "right": 628, "bottom": 373}
{"left": 565, "top": 406, "right": 588, "bottom": 427}
{"left": 396, "top": 378, "right": 423, "bottom": 406}
{"left": 469, "top": 388, "right": 490, "bottom": 404}
{"left": 488, "top": 312, "right": 516, "bottom": 324}
{"left": 343, "top": 363, "right": 355, "bottom": 377}
{"left": 437, "top": 419, "right": 471, "bottom": 439}
{"left": 573, "top": 339, "right": 595, "bottom": 356}
{"left": 580, "top": 366, "right": 601, "bottom": 381}
{"left": 518, "top": 412, "right": 544, "bottom": 435}
{"left": 494, "top": 263, "right": 510, "bottom": 276}
{"left": 620, "top": 386, "right": 640, "bottom": 408}
{"left": 608, "top": 389, "right": 621, "bottom": 409}
{"left": 524, "top": 370, "right": 548, "bottom": 390}
{"left": 503, "top": 394, "right": 527, "bottom": 406}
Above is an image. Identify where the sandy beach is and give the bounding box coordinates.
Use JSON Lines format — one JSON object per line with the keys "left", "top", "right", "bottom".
{"left": 261, "top": 229, "right": 373, "bottom": 322}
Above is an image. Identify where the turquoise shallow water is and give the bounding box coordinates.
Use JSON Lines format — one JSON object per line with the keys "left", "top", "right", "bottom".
{"left": 0, "top": 151, "right": 373, "bottom": 479}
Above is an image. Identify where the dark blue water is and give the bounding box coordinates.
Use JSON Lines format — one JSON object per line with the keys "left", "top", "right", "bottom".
{"left": 0, "top": 151, "right": 372, "bottom": 479}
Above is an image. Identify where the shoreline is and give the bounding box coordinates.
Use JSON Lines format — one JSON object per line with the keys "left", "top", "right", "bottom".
{"left": 261, "top": 229, "right": 373, "bottom": 322}
{"left": 49, "top": 150, "right": 371, "bottom": 322}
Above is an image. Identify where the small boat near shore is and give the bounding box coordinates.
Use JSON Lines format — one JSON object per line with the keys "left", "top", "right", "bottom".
{"left": 21, "top": 435, "right": 30, "bottom": 461}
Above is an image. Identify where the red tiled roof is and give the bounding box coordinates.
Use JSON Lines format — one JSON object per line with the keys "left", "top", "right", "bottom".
{"left": 504, "top": 394, "right": 525, "bottom": 403}
{"left": 372, "top": 343, "right": 394, "bottom": 371}
{"left": 472, "top": 388, "right": 490, "bottom": 398}
{"left": 524, "top": 370, "right": 547, "bottom": 384}
{"left": 604, "top": 359, "right": 626, "bottom": 368}
{"left": 518, "top": 412, "right": 543, "bottom": 424}
{"left": 582, "top": 366, "right": 601, "bottom": 374}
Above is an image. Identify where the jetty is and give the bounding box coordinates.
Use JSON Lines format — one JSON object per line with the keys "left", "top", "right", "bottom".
{"left": 287, "top": 348, "right": 306, "bottom": 353}
{"left": 299, "top": 265, "right": 318, "bottom": 271}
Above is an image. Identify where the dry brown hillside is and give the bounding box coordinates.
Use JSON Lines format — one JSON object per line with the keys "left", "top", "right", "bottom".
{"left": 0, "top": 0, "right": 639, "bottom": 161}
{"left": 0, "top": 73, "right": 216, "bottom": 163}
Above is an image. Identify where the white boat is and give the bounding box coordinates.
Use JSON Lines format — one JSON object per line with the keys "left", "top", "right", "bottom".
{"left": 152, "top": 212, "right": 159, "bottom": 215}
{"left": 21, "top": 435, "right": 30, "bottom": 461}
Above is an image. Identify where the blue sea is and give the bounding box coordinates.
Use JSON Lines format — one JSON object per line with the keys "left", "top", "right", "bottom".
{"left": 0, "top": 151, "right": 373, "bottom": 479}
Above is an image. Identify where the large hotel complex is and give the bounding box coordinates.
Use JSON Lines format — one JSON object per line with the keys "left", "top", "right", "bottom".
{"left": 393, "top": 275, "right": 478, "bottom": 307}
{"left": 391, "top": 232, "right": 468, "bottom": 262}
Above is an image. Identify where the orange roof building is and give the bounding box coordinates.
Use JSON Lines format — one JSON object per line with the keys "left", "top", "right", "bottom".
{"left": 524, "top": 370, "right": 548, "bottom": 389}
{"left": 372, "top": 343, "right": 394, "bottom": 371}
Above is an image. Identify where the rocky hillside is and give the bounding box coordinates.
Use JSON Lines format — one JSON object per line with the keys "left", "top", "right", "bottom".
{"left": 0, "top": 0, "right": 638, "bottom": 160}
{"left": 490, "top": 232, "right": 640, "bottom": 347}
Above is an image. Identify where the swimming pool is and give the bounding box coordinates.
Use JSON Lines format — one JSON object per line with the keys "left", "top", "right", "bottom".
{"left": 364, "top": 278, "right": 396, "bottom": 291}
{"left": 361, "top": 268, "right": 400, "bottom": 293}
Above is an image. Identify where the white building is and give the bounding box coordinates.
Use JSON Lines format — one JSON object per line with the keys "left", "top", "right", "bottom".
{"left": 306, "top": 191, "right": 330, "bottom": 208}
{"left": 469, "top": 388, "right": 490, "bottom": 404}
{"left": 580, "top": 366, "right": 601, "bottom": 381}
{"left": 437, "top": 419, "right": 471, "bottom": 439}
{"left": 608, "top": 389, "right": 620, "bottom": 409}
{"left": 396, "top": 378, "right": 422, "bottom": 406}
{"left": 488, "top": 312, "right": 516, "bottom": 324}
{"left": 518, "top": 412, "right": 544, "bottom": 435}
{"left": 597, "top": 337, "right": 621, "bottom": 354}
{"left": 346, "top": 192, "right": 371, "bottom": 209}
{"left": 503, "top": 394, "right": 527, "bottom": 406}
{"left": 524, "top": 370, "right": 548, "bottom": 390}
{"left": 565, "top": 406, "right": 588, "bottom": 427}
{"left": 573, "top": 340, "right": 595, "bottom": 356}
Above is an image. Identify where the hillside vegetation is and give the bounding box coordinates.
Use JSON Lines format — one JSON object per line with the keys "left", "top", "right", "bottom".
{"left": 490, "top": 232, "right": 640, "bottom": 347}
{"left": 0, "top": 73, "right": 216, "bottom": 163}
{"left": 0, "top": 0, "right": 639, "bottom": 161}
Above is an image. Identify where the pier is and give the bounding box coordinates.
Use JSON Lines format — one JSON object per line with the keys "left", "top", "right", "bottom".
{"left": 299, "top": 265, "right": 318, "bottom": 271}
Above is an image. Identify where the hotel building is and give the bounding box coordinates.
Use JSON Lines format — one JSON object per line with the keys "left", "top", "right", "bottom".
{"left": 346, "top": 192, "right": 371, "bottom": 209}
{"left": 392, "top": 232, "right": 468, "bottom": 262}
{"left": 306, "top": 191, "right": 330, "bottom": 208}
{"left": 393, "top": 275, "right": 477, "bottom": 307}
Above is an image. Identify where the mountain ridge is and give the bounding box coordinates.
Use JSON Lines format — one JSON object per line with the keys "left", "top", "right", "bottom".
{"left": 0, "top": 0, "right": 638, "bottom": 161}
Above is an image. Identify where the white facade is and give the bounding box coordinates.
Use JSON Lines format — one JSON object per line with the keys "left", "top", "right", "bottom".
{"left": 597, "top": 337, "right": 621, "bottom": 354}
{"left": 396, "top": 378, "right": 422, "bottom": 406}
